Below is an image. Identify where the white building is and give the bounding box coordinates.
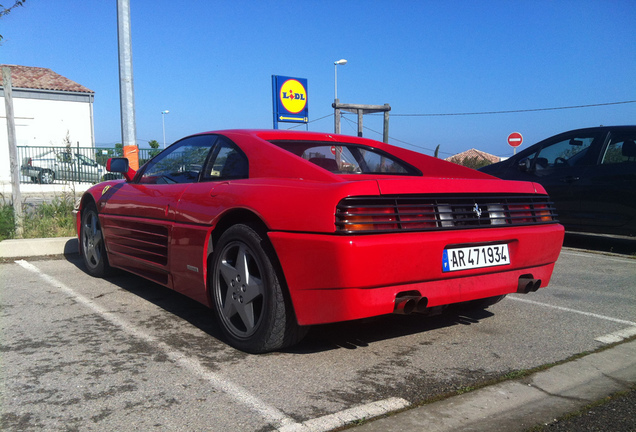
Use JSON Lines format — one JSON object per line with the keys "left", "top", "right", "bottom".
{"left": 0, "top": 64, "right": 95, "bottom": 184}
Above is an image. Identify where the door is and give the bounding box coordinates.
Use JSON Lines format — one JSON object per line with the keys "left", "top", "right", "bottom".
{"left": 575, "top": 129, "right": 636, "bottom": 234}
{"left": 518, "top": 130, "right": 605, "bottom": 227}
{"left": 98, "top": 134, "right": 218, "bottom": 283}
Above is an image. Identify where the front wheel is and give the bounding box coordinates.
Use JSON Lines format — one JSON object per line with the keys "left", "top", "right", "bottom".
{"left": 80, "top": 203, "right": 111, "bottom": 277}
{"left": 210, "top": 224, "right": 306, "bottom": 353}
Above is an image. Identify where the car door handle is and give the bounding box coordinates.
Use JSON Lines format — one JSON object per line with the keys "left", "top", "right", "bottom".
{"left": 560, "top": 176, "right": 580, "bottom": 183}
{"left": 210, "top": 182, "right": 230, "bottom": 197}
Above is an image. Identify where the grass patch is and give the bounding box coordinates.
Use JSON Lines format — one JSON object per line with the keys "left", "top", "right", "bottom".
{"left": 0, "top": 194, "right": 76, "bottom": 240}
{"left": 0, "top": 202, "right": 16, "bottom": 241}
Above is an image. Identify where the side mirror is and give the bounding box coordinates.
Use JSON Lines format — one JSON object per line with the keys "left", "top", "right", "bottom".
{"left": 106, "top": 157, "right": 136, "bottom": 181}
{"left": 107, "top": 157, "right": 129, "bottom": 173}
{"left": 517, "top": 158, "right": 531, "bottom": 172}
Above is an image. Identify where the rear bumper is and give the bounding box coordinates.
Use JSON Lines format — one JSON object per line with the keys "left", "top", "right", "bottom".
{"left": 269, "top": 224, "right": 564, "bottom": 325}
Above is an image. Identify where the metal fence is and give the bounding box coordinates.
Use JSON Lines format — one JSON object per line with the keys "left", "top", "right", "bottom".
{"left": 17, "top": 146, "right": 157, "bottom": 184}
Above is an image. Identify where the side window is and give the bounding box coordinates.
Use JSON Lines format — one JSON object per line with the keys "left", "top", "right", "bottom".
{"left": 532, "top": 136, "right": 595, "bottom": 171}
{"left": 601, "top": 134, "right": 636, "bottom": 164}
{"left": 203, "top": 138, "right": 248, "bottom": 180}
{"left": 57, "top": 152, "right": 73, "bottom": 163}
{"left": 139, "top": 135, "right": 215, "bottom": 184}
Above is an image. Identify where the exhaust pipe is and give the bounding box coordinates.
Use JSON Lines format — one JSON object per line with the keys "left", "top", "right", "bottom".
{"left": 394, "top": 295, "right": 419, "bottom": 315}
{"left": 518, "top": 275, "right": 542, "bottom": 293}
{"left": 415, "top": 297, "right": 429, "bottom": 314}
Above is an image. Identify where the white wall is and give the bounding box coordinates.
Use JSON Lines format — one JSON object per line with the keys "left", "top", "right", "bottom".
{"left": 0, "top": 96, "right": 93, "bottom": 184}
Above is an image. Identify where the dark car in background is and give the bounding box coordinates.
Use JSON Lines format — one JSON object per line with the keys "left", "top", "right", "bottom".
{"left": 480, "top": 126, "right": 636, "bottom": 236}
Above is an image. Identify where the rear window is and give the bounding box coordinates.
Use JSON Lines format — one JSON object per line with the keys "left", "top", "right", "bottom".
{"left": 270, "top": 140, "right": 421, "bottom": 175}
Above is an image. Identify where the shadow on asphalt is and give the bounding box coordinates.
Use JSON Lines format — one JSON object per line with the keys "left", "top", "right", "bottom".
{"left": 62, "top": 230, "right": 633, "bottom": 354}
{"left": 290, "top": 308, "right": 495, "bottom": 354}
{"left": 64, "top": 254, "right": 497, "bottom": 354}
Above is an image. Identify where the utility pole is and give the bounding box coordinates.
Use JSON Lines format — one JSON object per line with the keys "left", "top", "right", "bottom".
{"left": 117, "top": 0, "right": 137, "bottom": 148}
{"left": 331, "top": 102, "right": 391, "bottom": 143}
{"left": 2, "top": 66, "right": 23, "bottom": 238}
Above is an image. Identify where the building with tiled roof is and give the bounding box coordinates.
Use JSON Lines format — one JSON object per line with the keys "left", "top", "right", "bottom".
{"left": 0, "top": 64, "right": 95, "bottom": 184}
{"left": 2, "top": 65, "right": 94, "bottom": 93}
{"left": 445, "top": 148, "right": 500, "bottom": 167}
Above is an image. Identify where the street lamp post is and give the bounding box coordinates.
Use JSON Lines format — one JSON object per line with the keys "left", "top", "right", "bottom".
{"left": 334, "top": 59, "right": 347, "bottom": 100}
{"left": 333, "top": 59, "right": 347, "bottom": 134}
{"left": 161, "top": 110, "right": 169, "bottom": 149}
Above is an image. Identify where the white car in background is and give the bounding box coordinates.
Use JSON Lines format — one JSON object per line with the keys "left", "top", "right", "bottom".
{"left": 21, "top": 150, "right": 117, "bottom": 184}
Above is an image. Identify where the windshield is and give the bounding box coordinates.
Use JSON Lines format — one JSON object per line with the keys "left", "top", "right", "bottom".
{"left": 270, "top": 141, "right": 420, "bottom": 175}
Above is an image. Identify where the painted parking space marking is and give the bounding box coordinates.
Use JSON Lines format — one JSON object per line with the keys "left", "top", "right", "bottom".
{"left": 277, "top": 397, "right": 410, "bottom": 432}
{"left": 15, "top": 260, "right": 297, "bottom": 430}
{"left": 16, "top": 259, "right": 410, "bottom": 431}
{"left": 595, "top": 327, "right": 636, "bottom": 344}
{"left": 508, "top": 296, "right": 636, "bottom": 326}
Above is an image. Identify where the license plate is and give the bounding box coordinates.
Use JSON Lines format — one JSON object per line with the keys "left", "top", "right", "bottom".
{"left": 442, "top": 244, "right": 510, "bottom": 272}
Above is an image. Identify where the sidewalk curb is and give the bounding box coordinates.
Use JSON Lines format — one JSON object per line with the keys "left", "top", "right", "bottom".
{"left": 350, "top": 339, "right": 636, "bottom": 432}
{"left": 0, "top": 237, "right": 78, "bottom": 259}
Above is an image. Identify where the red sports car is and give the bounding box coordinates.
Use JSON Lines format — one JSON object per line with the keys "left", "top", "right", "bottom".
{"left": 75, "top": 130, "right": 564, "bottom": 353}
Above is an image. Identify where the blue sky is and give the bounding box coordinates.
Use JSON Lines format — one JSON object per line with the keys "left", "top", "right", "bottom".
{"left": 2, "top": 0, "right": 635, "bottom": 158}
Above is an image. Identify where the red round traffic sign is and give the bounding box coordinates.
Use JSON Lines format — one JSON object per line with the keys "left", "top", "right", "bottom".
{"left": 507, "top": 132, "right": 523, "bottom": 147}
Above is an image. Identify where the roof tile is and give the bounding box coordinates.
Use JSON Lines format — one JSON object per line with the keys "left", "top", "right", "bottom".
{"left": 446, "top": 148, "right": 500, "bottom": 164}
{"left": 0, "top": 64, "right": 94, "bottom": 93}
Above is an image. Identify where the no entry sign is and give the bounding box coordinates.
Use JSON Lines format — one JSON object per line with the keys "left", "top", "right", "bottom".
{"left": 507, "top": 132, "right": 523, "bottom": 147}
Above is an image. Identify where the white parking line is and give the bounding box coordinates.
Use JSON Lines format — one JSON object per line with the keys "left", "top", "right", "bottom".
{"left": 509, "top": 296, "right": 636, "bottom": 326}
{"left": 278, "top": 397, "right": 410, "bottom": 432}
{"left": 15, "top": 260, "right": 297, "bottom": 430}
{"left": 595, "top": 327, "right": 636, "bottom": 344}
{"left": 16, "top": 259, "right": 409, "bottom": 431}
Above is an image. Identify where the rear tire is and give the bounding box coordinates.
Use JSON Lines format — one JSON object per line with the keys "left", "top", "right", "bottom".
{"left": 210, "top": 224, "right": 306, "bottom": 353}
{"left": 38, "top": 169, "right": 55, "bottom": 184}
{"left": 80, "top": 203, "right": 111, "bottom": 277}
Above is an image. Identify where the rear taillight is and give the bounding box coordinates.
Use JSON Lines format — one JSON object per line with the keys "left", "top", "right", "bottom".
{"left": 508, "top": 204, "right": 534, "bottom": 224}
{"left": 397, "top": 205, "right": 437, "bottom": 229}
{"left": 339, "top": 206, "right": 398, "bottom": 232}
{"left": 532, "top": 203, "right": 553, "bottom": 222}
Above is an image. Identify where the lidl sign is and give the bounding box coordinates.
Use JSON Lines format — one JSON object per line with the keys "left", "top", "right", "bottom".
{"left": 272, "top": 75, "right": 308, "bottom": 128}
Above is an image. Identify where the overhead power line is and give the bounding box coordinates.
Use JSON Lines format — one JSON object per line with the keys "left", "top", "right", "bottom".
{"left": 392, "top": 100, "right": 636, "bottom": 117}
{"left": 340, "top": 115, "right": 454, "bottom": 155}
{"left": 282, "top": 99, "right": 635, "bottom": 156}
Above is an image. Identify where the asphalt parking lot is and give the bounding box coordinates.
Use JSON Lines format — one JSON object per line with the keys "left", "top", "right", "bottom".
{"left": 0, "top": 235, "right": 634, "bottom": 431}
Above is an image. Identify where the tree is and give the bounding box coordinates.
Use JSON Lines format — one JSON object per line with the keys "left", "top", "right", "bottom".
{"left": 1, "top": 1, "right": 27, "bottom": 43}
{"left": 148, "top": 139, "right": 161, "bottom": 157}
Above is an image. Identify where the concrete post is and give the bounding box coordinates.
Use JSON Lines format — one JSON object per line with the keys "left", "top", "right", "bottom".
{"left": 117, "top": 0, "right": 137, "bottom": 148}
{"left": 2, "top": 67, "right": 23, "bottom": 237}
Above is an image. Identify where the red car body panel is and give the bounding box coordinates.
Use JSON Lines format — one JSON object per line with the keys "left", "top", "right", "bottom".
{"left": 77, "top": 129, "right": 564, "bottom": 328}
{"left": 269, "top": 225, "right": 561, "bottom": 325}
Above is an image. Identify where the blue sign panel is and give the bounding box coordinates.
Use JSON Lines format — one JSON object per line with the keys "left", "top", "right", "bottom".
{"left": 272, "top": 75, "right": 308, "bottom": 128}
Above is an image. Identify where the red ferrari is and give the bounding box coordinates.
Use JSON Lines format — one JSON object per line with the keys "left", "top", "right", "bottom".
{"left": 76, "top": 130, "right": 564, "bottom": 353}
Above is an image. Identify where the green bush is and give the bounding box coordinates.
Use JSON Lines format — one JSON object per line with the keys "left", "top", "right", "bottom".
{"left": 0, "top": 195, "right": 76, "bottom": 241}
{"left": 0, "top": 202, "right": 16, "bottom": 241}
